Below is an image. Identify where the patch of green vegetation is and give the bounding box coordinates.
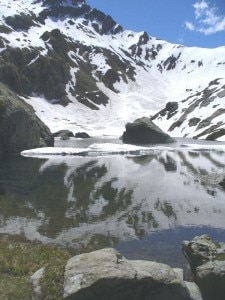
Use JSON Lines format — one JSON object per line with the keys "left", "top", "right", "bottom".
{"left": 0, "top": 62, "right": 22, "bottom": 93}
{"left": 215, "top": 253, "right": 225, "bottom": 261}
{"left": 76, "top": 66, "right": 97, "bottom": 94}
{"left": 75, "top": 60, "right": 108, "bottom": 109}
{"left": 0, "top": 239, "right": 74, "bottom": 299}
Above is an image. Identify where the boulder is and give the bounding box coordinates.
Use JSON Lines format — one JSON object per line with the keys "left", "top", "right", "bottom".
{"left": 219, "top": 177, "right": 225, "bottom": 190}
{"left": 196, "top": 261, "right": 225, "bottom": 300}
{"left": 0, "top": 83, "right": 53, "bottom": 157}
{"left": 75, "top": 132, "right": 91, "bottom": 138}
{"left": 182, "top": 235, "right": 225, "bottom": 300}
{"left": 64, "top": 248, "right": 201, "bottom": 300}
{"left": 30, "top": 267, "right": 45, "bottom": 299}
{"left": 122, "top": 117, "right": 175, "bottom": 144}
{"left": 53, "top": 130, "right": 74, "bottom": 140}
{"left": 182, "top": 235, "right": 218, "bottom": 270}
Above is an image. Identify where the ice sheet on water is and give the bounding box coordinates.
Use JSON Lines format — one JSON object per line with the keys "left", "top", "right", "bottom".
{"left": 21, "top": 143, "right": 173, "bottom": 157}
{"left": 21, "top": 141, "right": 225, "bottom": 158}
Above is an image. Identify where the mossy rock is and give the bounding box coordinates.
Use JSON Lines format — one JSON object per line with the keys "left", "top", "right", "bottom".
{"left": 26, "top": 53, "right": 71, "bottom": 103}
{"left": 0, "top": 83, "right": 53, "bottom": 156}
{"left": 41, "top": 29, "right": 71, "bottom": 61}
{"left": 0, "top": 62, "right": 30, "bottom": 94}
{"left": 75, "top": 60, "right": 108, "bottom": 109}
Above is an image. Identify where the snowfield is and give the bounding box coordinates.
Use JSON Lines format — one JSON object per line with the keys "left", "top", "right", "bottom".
{"left": 0, "top": 0, "right": 225, "bottom": 139}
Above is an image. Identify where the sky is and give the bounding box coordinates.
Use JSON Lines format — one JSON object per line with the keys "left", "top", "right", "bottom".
{"left": 87, "top": 0, "right": 225, "bottom": 48}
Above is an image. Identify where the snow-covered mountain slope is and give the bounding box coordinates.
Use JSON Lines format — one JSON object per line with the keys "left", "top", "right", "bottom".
{"left": 0, "top": 0, "right": 224, "bottom": 138}
{"left": 152, "top": 79, "right": 225, "bottom": 141}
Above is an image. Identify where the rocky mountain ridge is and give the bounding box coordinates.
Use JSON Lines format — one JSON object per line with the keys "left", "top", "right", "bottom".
{"left": 0, "top": 0, "right": 225, "bottom": 139}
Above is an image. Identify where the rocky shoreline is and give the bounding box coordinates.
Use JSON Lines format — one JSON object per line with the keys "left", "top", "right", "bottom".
{"left": 0, "top": 82, "right": 54, "bottom": 157}
{"left": 182, "top": 235, "right": 225, "bottom": 300}
{"left": 29, "top": 235, "right": 225, "bottom": 300}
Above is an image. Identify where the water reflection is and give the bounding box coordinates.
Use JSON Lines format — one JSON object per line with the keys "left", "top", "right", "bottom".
{"left": 0, "top": 150, "right": 225, "bottom": 252}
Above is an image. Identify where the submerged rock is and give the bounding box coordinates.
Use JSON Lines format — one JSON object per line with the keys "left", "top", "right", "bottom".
{"left": 0, "top": 83, "right": 53, "bottom": 157}
{"left": 64, "top": 248, "right": 201, "bottom": 300}
{"left": 182, "top": 235, "right": 225, "bottom": 300}
{"left": 122, "top": 117, "right": 175, "bottom": 144}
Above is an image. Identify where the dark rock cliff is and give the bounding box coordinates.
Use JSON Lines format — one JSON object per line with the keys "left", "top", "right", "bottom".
{"left": 0, "top": 83, "right": 53, "bottom": 156}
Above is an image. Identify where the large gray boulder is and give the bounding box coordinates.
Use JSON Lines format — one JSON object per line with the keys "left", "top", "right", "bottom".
{"left": 0, "top": 82, "right": 53, "bottom": 156}
{"left": 122, "top": 117, "right": 175, "bottom": 144}
{"left": 64, "top": 248, "right": 201, "bottom": 300}
{"left": 182, "top": 235, "right": 225, "bottom": 300}
{"left": 182, "top": 235, "right": 218, "bottom": 270}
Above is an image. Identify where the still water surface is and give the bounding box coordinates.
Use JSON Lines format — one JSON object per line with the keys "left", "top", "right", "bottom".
{"left": 1, "top": 138, "right": 225, "bottom": 274}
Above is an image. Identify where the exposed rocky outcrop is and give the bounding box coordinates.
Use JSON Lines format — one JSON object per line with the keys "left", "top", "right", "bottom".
{"left": 0, "top": 0, "right": 224, "bottom": 138}
{"left": 182, "top": 235, "right": 225, "bottom": 300}
{"left": 154, "top": 80, "right": 225, "bottom": 140}
{"left": 122, "top": 117, "right": 175, "bottom": 144}
{"left": 0, "top": 82, "right": 53, "bottom": 156}
{"left": 4, "top": 13, "right": 41, "bottom": 31}
{"left": 64, "top": 248, "right": 201, "bottom": 300}
{"left": 152, "top": 101, "right": 178, "bottom": 120}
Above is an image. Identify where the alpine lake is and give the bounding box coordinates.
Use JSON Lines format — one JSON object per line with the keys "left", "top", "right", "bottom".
{"left": 1, "top": 137, "right": 225, "bottom": 277}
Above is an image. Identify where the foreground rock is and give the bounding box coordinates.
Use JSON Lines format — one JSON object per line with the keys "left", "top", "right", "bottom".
{"left": 64, "top": 248, "right": 201, "bottom": 300}
{"left": 122, "top": 117, "right": 175, "bottom": 144}
{"left": 182, "top": 235, "right": 225, "bottom": 300}
{"left": 0, "top": 83, "right": 53, "bottom": 156}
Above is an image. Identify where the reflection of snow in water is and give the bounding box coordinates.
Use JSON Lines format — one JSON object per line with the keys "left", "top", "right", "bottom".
{"left": 1, "top": 147, "right": 225, "bottom": 248}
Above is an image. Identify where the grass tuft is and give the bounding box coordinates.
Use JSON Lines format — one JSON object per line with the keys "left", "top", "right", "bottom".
{"left": 0, "top": 239, "right": 73, "bottom": 299}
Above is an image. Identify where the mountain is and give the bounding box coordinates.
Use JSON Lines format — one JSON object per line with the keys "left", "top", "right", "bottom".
{"left": 152, "top": 79, "right": 225, "bottom": 141}
{"left": 0, "top": 0, "right": 225, "bottom": 139}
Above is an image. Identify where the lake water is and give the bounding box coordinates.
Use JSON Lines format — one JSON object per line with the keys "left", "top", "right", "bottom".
{"left": 1, "top": 137, "right": 225, "bottom": 275}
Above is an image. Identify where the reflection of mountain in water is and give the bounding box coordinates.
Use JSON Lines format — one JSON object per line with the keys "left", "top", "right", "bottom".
{"left": 0, "top": 150, "right": 225, "bottom": 249}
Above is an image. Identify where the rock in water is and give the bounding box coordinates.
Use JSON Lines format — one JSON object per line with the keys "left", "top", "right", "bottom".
{"left": 219, "top": 177, "right": 225, "bottom": 190}
{"left": 64, "top": 248, "right": 201, "bottom": 300}
{"left": 75, "top": 132, "right": 91, "bottom": 138}
{"left": 0, "top": 83, "right": 53, "bottom": 156}
{"left": 182, "top": 235, "right": 225, "bottom": 300}
{"left": 122, "top": 117, "right": 175, "bottom": 144}
{"left": 53, "top": 130, "right": 74, "bottom": 140}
